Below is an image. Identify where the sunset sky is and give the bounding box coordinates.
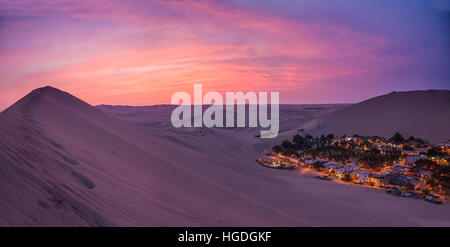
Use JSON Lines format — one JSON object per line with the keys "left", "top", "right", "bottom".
{"left": 0, "top": 0, "right": 449, "bottom": 109}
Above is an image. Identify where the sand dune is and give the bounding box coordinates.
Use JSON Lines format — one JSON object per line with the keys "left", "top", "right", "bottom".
{"left": 304, "top": 90, "right": 450, "bottom": 143}
{"left": 0, "top": 86, "right": 449, "bottom": 226}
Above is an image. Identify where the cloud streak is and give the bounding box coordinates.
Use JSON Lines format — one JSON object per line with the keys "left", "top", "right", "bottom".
{"left": 0, "top": 0, "right": 448, "bottom": 108}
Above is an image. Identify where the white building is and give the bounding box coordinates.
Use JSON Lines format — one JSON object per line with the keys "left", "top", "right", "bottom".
{"left": 406, "top": 155, "right": 427, "bottom": 164}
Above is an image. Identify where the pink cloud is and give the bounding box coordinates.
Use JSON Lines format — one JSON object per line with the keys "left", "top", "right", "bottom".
{"left": 1, "top": 0, "right": 427, "bottom": 109}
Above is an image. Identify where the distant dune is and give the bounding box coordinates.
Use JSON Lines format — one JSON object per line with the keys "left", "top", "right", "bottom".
{"left": 1, "top": 86, "right": 449, "bottom": 226}
{"left": 305, "top": 90, "right": 450, "bottom": 143}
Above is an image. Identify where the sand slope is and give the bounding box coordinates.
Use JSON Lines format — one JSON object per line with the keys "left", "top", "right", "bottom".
{"left": 0, "top": 87, "right": 449, "bottom": 226}
{"left": 306, "top": 90, "right": 450, "bottom": 143}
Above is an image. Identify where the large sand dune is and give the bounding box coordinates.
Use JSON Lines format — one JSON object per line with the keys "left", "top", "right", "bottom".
{"left": 0, "top": 86, "right": 449, "bottom": 226}
{"left": 305, "top": 90, "right": 450, "bottom": 143}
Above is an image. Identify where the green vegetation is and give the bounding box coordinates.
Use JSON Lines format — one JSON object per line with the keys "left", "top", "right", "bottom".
{"left": 271, "top": 132, "right": 450, "bottom": 195}
{"left": 272, "top": 133, "right": 402, "bottom": 169}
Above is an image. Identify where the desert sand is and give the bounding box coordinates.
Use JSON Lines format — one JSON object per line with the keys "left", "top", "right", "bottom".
{"left": 0, "top": 86, "right": 449, "bottom": 226}
{"left": 304, "top": 90, "right": 450, "bottom": 144}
